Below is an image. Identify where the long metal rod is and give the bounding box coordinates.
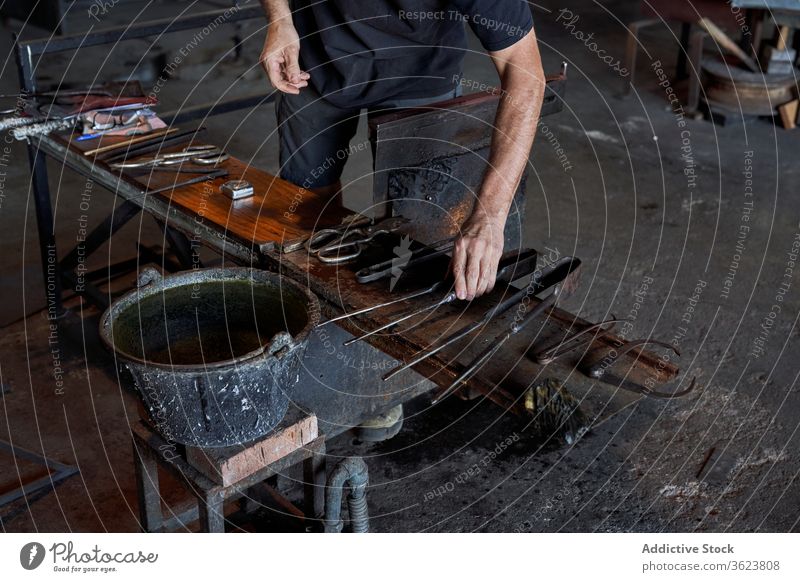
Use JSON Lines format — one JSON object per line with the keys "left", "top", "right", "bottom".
{"left": 383, "top": 255, "right": 567, "bottom": 381}
{"left": 343, "top": 292, "right": 458, "bottom": 346}
{"left": 533, "top": 318, "right": 624, "bottom": 364}
{"left": 319, "top": 281, "right": 442, "bottom": 327}
{"left": 17, "top": 5, "right": 264, "bottom": 57}
{"left": 432, "top": 258, "right": 582, "bottom": 402}
{"left": 144, "top": 169, "right": 228, "bottom": 195}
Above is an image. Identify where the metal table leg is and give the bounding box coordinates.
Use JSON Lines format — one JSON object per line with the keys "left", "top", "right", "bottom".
{"left": 132, "top": 442, "right": 163, "bottom": 533}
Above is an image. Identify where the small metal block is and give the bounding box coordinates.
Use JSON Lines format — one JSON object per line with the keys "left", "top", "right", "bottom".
{"left": 219, "top": 179, "right": 254, "bottom": 200}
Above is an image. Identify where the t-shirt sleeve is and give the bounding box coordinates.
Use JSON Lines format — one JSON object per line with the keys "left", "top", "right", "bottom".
{"left": 453, "top": 0, "right": 534, "bottom": 52}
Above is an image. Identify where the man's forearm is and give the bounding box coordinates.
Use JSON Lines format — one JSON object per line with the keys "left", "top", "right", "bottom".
{"left": 478, "top": 36, "right": 545, "bottom": 221}
{"left": 261, "top": 0, "right": 292, "bottom": 25}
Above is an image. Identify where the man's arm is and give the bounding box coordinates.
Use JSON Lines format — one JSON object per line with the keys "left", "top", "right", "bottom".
{"left": 259, "top": 0, "right": 310, "bottom": 94}
{"left": 451, "top": 28, "right": 545, "bottom": 300}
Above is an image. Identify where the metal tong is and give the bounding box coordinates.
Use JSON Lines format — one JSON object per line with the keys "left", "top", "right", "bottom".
{"left": 346, "top": 249, "right": 540, "bottom": 348}
{"left": 430, "top": 256, "right": 582, "bottom": 403}
{"left": 110, "top": 145, "right": 228, "bottom": 170}
{"left": 354, "top": 238, "right": 455, "bottom": 284}
{"left": 305, "top": 216, "right": 409, "bottom": 264}
{"left": 322, "top": 247, "right": 537, "bottom": 328}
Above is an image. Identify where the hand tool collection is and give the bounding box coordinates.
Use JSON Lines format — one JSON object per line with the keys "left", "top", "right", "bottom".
{"left": 109, "top": 144, "right": 229, "bottom": 170}
{"left": 346, "top": 248, "right": 540, "bottom": 347}
{"left": 431, "top": 256, "right": 582, "bottom": 403}
{"left": 318, "top": 241, "right": 473, "bottom": 327}
{"left": 303, "top": 216, "right": 410, "bottom": 264}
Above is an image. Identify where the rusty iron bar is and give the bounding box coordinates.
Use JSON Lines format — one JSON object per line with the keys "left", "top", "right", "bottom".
{"left": 586, "top": 339, "right": 697, "bottom": 399}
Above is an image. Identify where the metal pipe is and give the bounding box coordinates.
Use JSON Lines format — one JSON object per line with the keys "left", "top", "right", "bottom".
{"left": 323, "top": 457, "right": 370, "bottom": 533}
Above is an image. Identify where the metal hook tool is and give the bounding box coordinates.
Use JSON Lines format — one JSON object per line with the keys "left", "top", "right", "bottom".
{"left": 431, "top": 257, "right": 582, "bottom": 404}
{"left": 585, "top": 339, "right": 697, "bottom": 399}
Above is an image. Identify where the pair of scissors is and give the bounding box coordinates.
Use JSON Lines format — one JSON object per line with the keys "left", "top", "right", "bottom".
{"left": 109, "top": 145, "right": 229, "bottom": 170}
{"left": 306, "top": 216, "right": 409, "bottom": 264}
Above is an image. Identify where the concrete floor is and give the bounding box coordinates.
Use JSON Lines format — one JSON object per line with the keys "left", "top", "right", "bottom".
{"left": 1, "top": 0, "right": 799, "bottom": 532}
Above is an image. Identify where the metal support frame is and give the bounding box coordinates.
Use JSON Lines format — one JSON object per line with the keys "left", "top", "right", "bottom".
{"left": 13, "top": 6, "right": 267, "bottom": 313}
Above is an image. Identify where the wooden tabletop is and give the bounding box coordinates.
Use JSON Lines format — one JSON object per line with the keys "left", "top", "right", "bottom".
{"left": 53, "top": 131, "right": 353, "bottom": 253}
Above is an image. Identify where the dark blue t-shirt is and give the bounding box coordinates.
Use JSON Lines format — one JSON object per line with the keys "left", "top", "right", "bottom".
{"left": 291, "top": 0, "right": 534, "bottom": 108}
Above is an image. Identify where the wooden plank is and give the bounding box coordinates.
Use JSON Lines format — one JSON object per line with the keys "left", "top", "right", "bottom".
{"left": 185, "top": 411, "right": 318, "bottom": 487}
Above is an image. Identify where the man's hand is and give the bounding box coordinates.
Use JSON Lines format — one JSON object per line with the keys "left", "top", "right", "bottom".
{"left": 451, "top": 209, "right": 506, "bottom": 300}
{"left": 260, "top": 21, "right": 310, "bottom": 94}
{"left": 450, "top": 27, "right": 544, "bottom": 300}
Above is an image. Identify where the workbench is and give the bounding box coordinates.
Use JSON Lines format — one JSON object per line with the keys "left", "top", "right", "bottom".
{"left": 16, "top": 7, "right": 682, "bottom": 448}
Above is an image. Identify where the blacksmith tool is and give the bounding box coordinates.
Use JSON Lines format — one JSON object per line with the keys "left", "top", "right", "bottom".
{"left": 281, "top": 214, "right": 371, "bottom": 254}
{"left": 306, "top": 216, "right": 409, "bottom": 264}
{"left": 110, "top": 145, "right": 228, "bottom": 169}
{"left": 83, "top": 127, "right": 178, "bottom": 156}
{"left": 143, "top": 169, "right": 229, "bottom": 195}
{"left": 532, "top": 317, "right": 625, "bottom": 365}
{"left": 431, "top": 257, "right": 582, "bottom": 403}
{"left": 324, "top": 248, "right": 537, "bottom": 329}
{"left": 98, "top": 126, "right": 207, "bottom": 163}
{"left": 377, "top": 252, "right": 553, "bottom": 372}
{"left": 585, "top": 339, "right": 696, "bottom": 399}
{"left": 354, "top": 238, "right": 455, "bottom": 284}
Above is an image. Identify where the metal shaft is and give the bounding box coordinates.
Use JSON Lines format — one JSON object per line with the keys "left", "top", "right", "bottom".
{"left": 432, "top": 257, "right": 582, "bottom": 400}
{"left": 319, "top": 281, "right": 442, "bottom": 327}
{"left": 144, "top": 169, "right": 228, "bottom": 195}
{"left": 342, "top": 292, "right": 457, "bottom": 346}
{"left": 383, "top": 254, "right": 564, "bottom": 381}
